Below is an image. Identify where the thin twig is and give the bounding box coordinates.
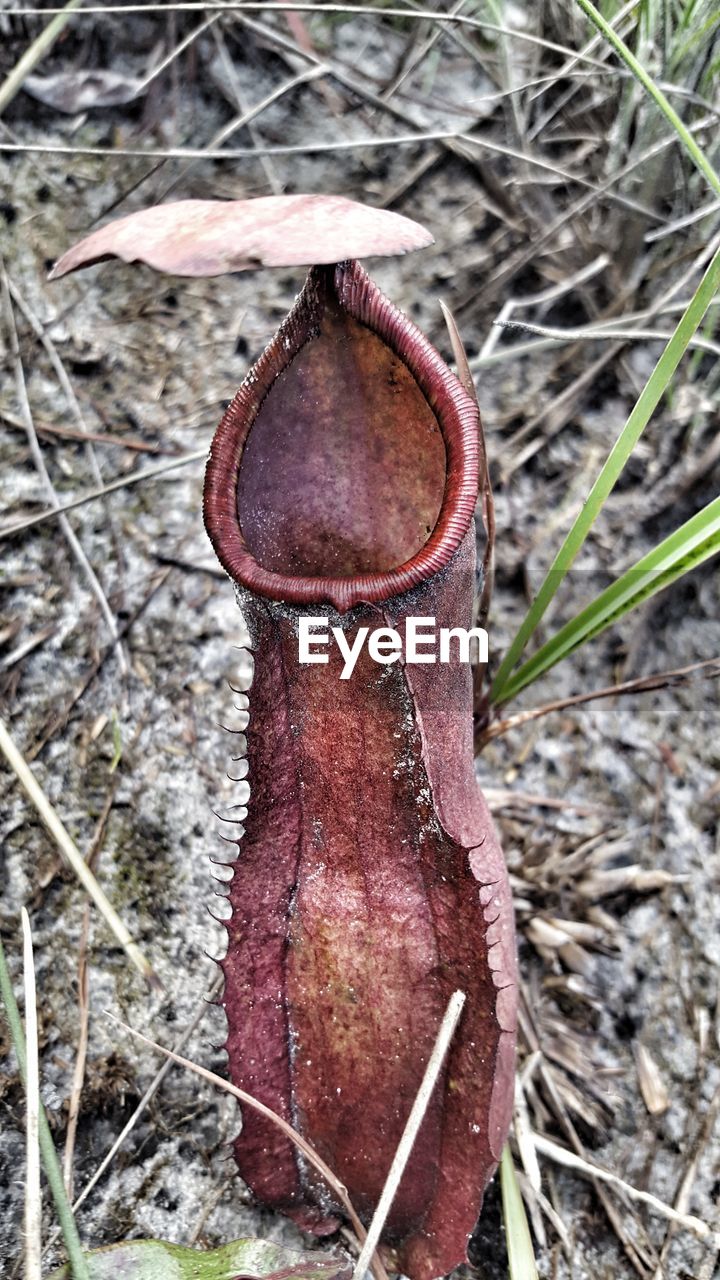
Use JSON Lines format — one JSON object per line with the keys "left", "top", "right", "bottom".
{"left": 533, "top": 1134, "right": 718, "bottom": 1243}
{"left": 0, "top": 718, "right": 160, "bottom": 989}
{"left": 352, "top": 991, "right": 466, "bottom": 1280}
{"left": 478, "top": 657, "right": 720, "bottom": 748}
{"left": 22, "top": 908, "right": 42, "bottom": 1280}
{"left": 494, "top": 316, "right": 720, "bottom": 357}
{"left": 0, "top": 448, "right": 207, "bottom": 541}
{"left": 1, "top": 408, "right": 178, "bottom": 453}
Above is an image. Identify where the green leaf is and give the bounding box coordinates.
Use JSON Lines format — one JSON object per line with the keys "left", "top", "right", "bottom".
{"left": 496, "top": 495, "right": 720, "bottom": 704}
{"left": 500, "top": 1145, "right": 538, "bottom": 1280}
{"left": 48, "top": 1238, "right": 352, "bottom": 1280}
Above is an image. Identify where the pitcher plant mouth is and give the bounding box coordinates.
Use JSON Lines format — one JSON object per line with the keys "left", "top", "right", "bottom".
{"left": 203, "top": 259, "right": 480, "bottom": 612}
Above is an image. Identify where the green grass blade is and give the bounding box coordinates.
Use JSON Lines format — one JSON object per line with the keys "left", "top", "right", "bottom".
{"left": 489, "top": 0, "right": 720, "bottom": 707}
{"left": 496, "top": 495, "right": 720, "bottom": 704}
{"left": 500, "top": 1145, "right": 538, "bottom": 1280}
{"left": 573, "top": 0, "right": 720, "bottom": 199}
{"left": 0, "top": 933, "right": 90, "bottom": 1280}
{"left": 490, "top": 238, "right": 720, "bottom": 704}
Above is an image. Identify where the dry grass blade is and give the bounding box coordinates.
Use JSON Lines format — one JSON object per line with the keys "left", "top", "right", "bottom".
{"left": 106, "top": 1014, "right": 389, "bottom": 1280}
{"left": 1, "top": 5, "right": 627, "bottom": 70}
{"left": 351, "top": 991, "right": 466, "bottom": 1280}
{"left": 477, "top": 255, "right": 610, "bottom": 361}
{"left": 0, "top": 129, "right": 466, "bottom": 160}
{"left": 0, "top": 718, "right": 159, "bottom": 988}
{"left": 520, "top": 997, "right": 653, "bottom": 1276}
{"left": 2, "top": 127, "right": 658, "bottom": 217}
{"left": 513, "top": 1078, "right": 541, "bottom": 1194}
{"left": 1, "top": 625, "right": 57, "bottom": 673}
{"left": 532, "top": 1134, "right": 717, "bottom": 1243}
{"left": 22, "top": 907, "right": 42, "bottom": 1280}
{"left": 494, "top": 316, "right": 720, "bottom": 357}
{"left": 1, "top": 263, "right": 128, "bottom": 676}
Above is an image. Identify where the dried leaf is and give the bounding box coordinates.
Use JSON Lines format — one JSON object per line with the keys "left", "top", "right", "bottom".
{"left": 634, "top": 1042, "right": 670, "bottom": 1116}
{"left": 577, "top": 864, "right": 683, "bottom": 898}
{"left": 49, "top": 1237, "right": 352, "bottom": 1280}
{"left": 24, "top": 69, "right": 147, "bottom": 112}
{"left": 49, "top": 196, "right": 434, "bottom": 280}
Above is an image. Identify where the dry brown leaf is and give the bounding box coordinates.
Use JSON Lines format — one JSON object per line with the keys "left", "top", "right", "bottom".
{"left": 24, "top": 69, "right": 147, "bottom": 112}
{"left": 634, "top": 1042, "right": 670, "bottom": 1116}
{"left": 49, "top": 196, "right": 434, "bottom": 280}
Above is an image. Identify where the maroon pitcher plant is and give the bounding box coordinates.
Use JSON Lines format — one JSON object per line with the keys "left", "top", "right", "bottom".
{"left": 51, "top": 195, "right": 518, "bottom": 1280}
